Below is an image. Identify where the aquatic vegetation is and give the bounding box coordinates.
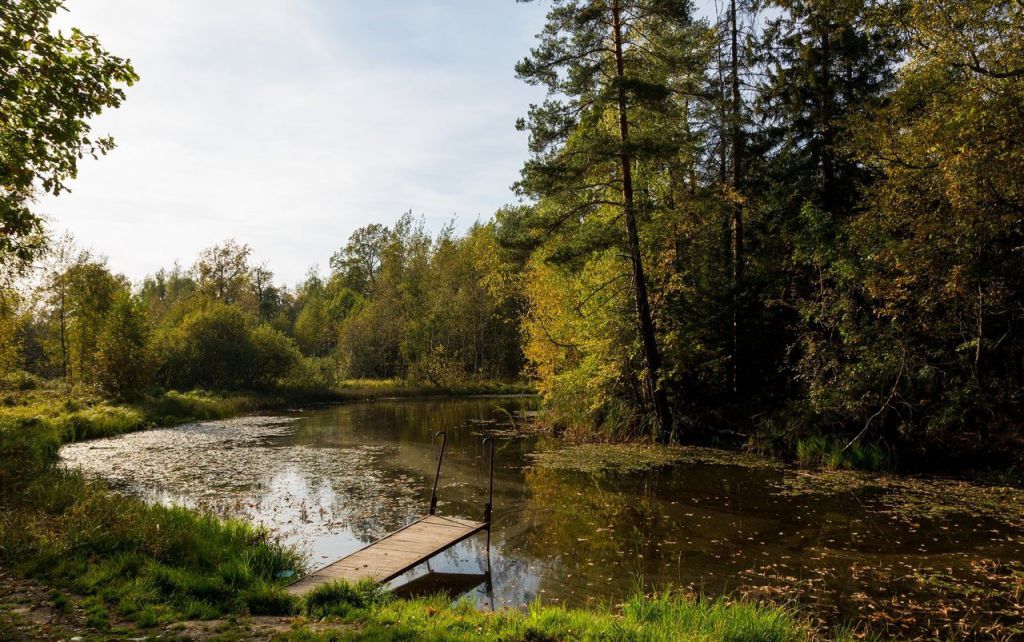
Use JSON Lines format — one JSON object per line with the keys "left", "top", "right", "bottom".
{"left": 528, "top": 443, "right": 778, "bottom": 474}
{"left": 774, "top": 468, "right": 1024, "bottom": 527}
{"left": 528, "top": 443, "right": 688, "bottom": 473}
{"left": 331, "top": 378, "right": 537, "bottom": 399}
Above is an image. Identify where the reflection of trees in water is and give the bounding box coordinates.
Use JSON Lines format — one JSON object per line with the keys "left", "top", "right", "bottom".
{"left": 516, "top": 466, "right": 664, "bottom": 602}
{"left": 514, "top": 466, "right": 782, "bottom": 605}
{"left": 292, "top": 398, "right": 538, "bottom": 451}
{"left": 239, "top": 463, "right": 424, "bottom": 549}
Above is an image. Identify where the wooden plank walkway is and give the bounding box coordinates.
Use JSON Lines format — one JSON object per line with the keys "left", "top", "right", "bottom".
{"left": 286, "top": 515, "right": 487, "bottom": 596}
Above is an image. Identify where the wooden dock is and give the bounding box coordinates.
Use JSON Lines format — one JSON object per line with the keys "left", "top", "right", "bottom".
{"left": 286, "top": 432, "right": 495, "bottom": 597}
{"left": 285, "top": 515, "right": 486, "bottom": 595}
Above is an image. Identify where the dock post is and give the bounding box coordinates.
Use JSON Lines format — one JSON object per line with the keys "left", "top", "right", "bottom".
{"left": 429, "top": 431, "right": 446, "bottom": 515}
{"left": 482, "top": 437, "right": 494, "bottom": 553}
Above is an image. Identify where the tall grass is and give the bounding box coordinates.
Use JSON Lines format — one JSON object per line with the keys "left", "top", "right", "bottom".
{"left": 286, "top": 583, "right": 812, "bottom": 642}
{"left": 794, "top": 435, "right": 891, "bottom": 471}
{"left": 3, "top": 472, "right": 301, "bottom": 620}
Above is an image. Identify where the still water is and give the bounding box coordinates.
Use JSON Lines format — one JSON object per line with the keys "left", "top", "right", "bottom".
{"left": 60, "top": 397, "right": 1024, "bottom": 639}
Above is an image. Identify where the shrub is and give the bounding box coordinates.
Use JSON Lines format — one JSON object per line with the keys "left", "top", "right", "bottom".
{"left": 250, "top": 324, "right": 302, "bottom": 387}
{"left": 281, "top": 356, "right": 340, "bottom": 390}
{"left": 155, "top": 305, "right": 299, "bottom": 390}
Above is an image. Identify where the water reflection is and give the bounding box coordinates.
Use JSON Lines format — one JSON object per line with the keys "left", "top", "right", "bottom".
{"left": 60, "top": 398, "right": 1024, "bottom": 639}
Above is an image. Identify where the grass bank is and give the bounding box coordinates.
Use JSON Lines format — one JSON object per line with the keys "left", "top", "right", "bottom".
{"left": 0, "top": 411, "right": 302, "bottom": 631}
{"left": 0, "top": 376, "right": 537, "bottom": 440}
{"left": 284, "top": 580, "right": 826, "bottom": 642}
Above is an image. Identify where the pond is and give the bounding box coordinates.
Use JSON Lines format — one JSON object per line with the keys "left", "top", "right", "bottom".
{"left": 60, "top": 397, "right": 1024, "bottom": 639}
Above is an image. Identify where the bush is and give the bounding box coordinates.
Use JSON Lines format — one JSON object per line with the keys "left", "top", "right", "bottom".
{"left": 0, "top": 369, "right": 43, "bottom": 391}
{"left": 281, "top": 356, "right": 340, "bottom": 390}
{"left": 155, "top": 305, "right": 299, "bottom": 390}
{"left": 250, "top": 324, "right": 302, "bottom": 387}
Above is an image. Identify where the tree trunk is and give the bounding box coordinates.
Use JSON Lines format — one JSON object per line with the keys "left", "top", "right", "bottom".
{"left": 819, "top": 25, "right": 836, "bottom": 214}
{"left": 611, "top": 0, "right": 672, "bottom": 440}
{"left": 58, "top": 286, "right": 68, "bottom": 382}
{"left": 729, "top": 0, "right": 744, "bottom": 395}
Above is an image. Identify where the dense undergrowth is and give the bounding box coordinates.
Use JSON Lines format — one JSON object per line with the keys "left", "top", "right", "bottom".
{"left": 0, "top": 378, "right": 821, "bottom": 641}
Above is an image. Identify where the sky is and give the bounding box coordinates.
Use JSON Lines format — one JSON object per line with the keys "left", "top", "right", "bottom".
{"left": 45, "top": 1, "right": 718, "bottom": 286}
{"left": 44, "top": 1, "right": 551, "bottom": 284}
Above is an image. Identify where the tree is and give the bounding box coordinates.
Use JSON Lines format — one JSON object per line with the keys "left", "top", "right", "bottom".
{"left": 742, "top": 0, "right": 898, "bottom": 419}
{"left": 64, "top": 260, "right": 123, "bottom": 384}
{"left": 36, "top": 235, "right": 124, "bottom": 384}
{"left": 138, "top": 263, "right": 197, "bottom": 325}
{"left": 39, "top": 233, "right": 82, "bottom": 379}
{"left": 155, "top": 304, "right": 298, "bottom": 390}
{"left": 514, "top": 0, "right": 705, "bottom": 439}
{"left": 0, "top": 286, "right": 24, "bottom": 376}
{"left": 194, "top": 239, "right": 254, "bottom": 306}
{"left": 293, "top": 273, "right": 336, "bottom": 357}
{"left": 250, "top": 263, "right": 283, "bottom": 321}
{"left": 0, "top": 0, "right": 136, "bottom": 264}
{"left": 94, "top": 291, "right": 151, "bottom": 398}
{"left": 329, "top": 223, "right": 389, "bottom": 295}
{"left": 724, "top": 0, "right": 751, "bottom": 393}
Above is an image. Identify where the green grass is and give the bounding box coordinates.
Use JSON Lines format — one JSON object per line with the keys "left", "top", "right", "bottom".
{"left": 0, "top": 394, "right": 303, "bottom": 630}
{"left": 0, "top": 378, "right": 536, "bottom": 444}
{"left": 794, "top": 435, "right": 891, "bottom": 472}
{"left": 284, "top": 583, "right": 812, "bottom": 641}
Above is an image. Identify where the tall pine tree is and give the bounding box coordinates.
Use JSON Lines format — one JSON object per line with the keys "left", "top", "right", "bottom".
{"left": 511, "top": 0, "right": 705, "bottom": 439}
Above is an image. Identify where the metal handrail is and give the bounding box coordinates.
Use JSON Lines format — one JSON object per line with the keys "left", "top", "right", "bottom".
{"left": 429, "top": 430, "right": 446, "bottom": 515}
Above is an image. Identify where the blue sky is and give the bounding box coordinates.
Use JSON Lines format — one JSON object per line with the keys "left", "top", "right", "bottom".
{"left": 46, "top": 1, "right": 714, "bottom": 285}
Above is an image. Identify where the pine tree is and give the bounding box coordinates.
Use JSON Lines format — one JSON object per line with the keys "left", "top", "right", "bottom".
{"left": 512, "top": 0, "right": 705, "bottom": 439}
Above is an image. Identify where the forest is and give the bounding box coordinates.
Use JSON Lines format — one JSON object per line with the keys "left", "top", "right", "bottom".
{"left": 4, "top": 0, "right": 1021, "bottom": 475}
{"left": 0, "top": 218, "right": 524, "bottom": 394}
